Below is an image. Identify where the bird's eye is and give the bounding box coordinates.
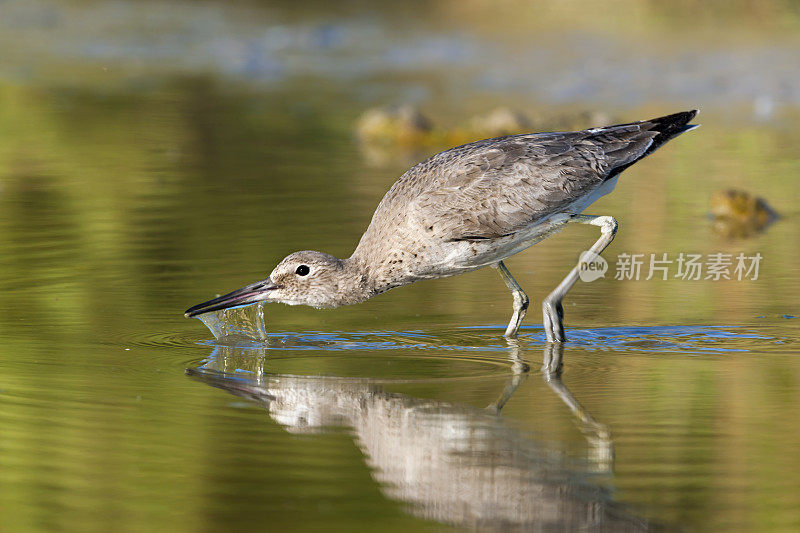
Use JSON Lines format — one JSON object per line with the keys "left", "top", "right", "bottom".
{"left": 295, "top": 265, "right": 310, "bottom": 276}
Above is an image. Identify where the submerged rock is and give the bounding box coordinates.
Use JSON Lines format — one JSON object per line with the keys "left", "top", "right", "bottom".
{"left": 467, "top": 107, "right": 532, "bottom": 137}
{"left": 355, "top": 105, "right": 433, "bottom": 145}
{"left": 709, "top": 189, "right": 778, "bottom": 238}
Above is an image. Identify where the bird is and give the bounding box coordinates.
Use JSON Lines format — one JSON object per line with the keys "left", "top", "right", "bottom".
{"left": 186, "top": 109, "right": 699, "bottom": 342}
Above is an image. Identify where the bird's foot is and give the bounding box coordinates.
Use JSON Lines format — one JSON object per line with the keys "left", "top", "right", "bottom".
{"left": 542, "top": 298, "right": 566, "bottom": 343}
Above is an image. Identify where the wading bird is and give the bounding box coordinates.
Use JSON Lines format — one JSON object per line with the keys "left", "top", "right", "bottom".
{"left": 186, "top": 110, "right": 698, "bottom": 341}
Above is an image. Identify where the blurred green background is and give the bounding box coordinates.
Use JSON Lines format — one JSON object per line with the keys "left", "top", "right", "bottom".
{"left": 0, "top": 1, "right": 798, "bottom": 531}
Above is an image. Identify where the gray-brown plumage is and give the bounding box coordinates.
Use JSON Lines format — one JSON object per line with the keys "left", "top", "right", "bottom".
{"left": 186, "top": 110, "right": 698, "bottom": 341}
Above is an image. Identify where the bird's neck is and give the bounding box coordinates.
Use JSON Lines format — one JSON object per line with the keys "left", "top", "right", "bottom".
{"left": 344, "top": 250, "right": 415, "bottom": 303}
{"left": 337, "top": 256, "right": 380, "bottom": 306}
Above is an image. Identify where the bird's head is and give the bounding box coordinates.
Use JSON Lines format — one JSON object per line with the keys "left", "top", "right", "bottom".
{"left": 185, "top": 251, "right": 358, "bottom": 318}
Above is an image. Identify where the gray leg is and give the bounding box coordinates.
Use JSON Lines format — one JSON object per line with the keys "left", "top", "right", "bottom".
{"left": 494, "top": 261, "right": 530, "bottom": 338}
{"left": 543, "top": 215, "right": 618, "bottom": 343}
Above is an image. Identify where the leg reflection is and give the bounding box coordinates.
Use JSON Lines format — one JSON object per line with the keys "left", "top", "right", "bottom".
{"left": 485, "top": 338, "right": 530, "bottom": 415}
{"left": 491, "top": 340, "right": 613, "bottom": 473}
{"left": 541, "top": 342, "right": 614, "bottom": 473}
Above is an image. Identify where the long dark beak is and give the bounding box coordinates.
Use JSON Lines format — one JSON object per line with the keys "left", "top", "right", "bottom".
{"left": 184, "top": 278, "right": 278, "bottom": 318}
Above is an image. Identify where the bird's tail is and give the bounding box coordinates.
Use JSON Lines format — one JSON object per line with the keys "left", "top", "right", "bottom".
{"left": 599, "top": 109, "right": 699, "bottom": 180}
{"left": 639, "top": 109, "right": 699, "bottom": 157}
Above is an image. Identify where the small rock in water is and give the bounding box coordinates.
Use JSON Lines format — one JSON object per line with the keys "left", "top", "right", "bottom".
{"left": 196, "top": 301, "right": 268, "bottom": 344}
{"left": 467, "top": 107, "right": 531, "bottom": 137}
{"left": 355, "top": 105, "right": 433, "bottom": 145}
{"left": 709, "top": 189, "right": 778, "bottom": 238}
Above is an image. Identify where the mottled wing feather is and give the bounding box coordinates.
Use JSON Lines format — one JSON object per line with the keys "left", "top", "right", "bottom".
{"left": 407, "top": 125, "right": 656, "bottom": 241}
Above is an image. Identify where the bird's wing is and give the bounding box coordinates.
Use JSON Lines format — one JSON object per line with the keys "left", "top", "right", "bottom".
{"left": 405, "top": 126, "right": 656, "bottom": 241}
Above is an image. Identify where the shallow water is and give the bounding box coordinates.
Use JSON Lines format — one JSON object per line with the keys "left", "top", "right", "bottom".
{"left": 1, "top": 1, "right": 800, "bottom": 532}
{"left": 185, "top": 325, "right": 799, "bottom": 531}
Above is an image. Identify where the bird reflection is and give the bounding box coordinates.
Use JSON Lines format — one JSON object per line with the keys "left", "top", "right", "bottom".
{"left": 187, "top": 343, "right": 649, "bottom": 531}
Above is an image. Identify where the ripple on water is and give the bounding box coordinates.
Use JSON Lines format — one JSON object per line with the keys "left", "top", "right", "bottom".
{"left": 180, "top": 322, "right": 797, "bottom": 389}
{"left": 554, "top": 325, "right": 792, "bottom": 355}
{"left": 189, "top": 301, "right": 793, "bottom": 356}
{"left": 190, "top": 323, "right": 791, "bottom": 356}
{"left": 110, "top": 330, "right": 207, "bottom": 350}
{"left": 196, "top": 329, "right": 511, "bottom": 352}
{"left": 182, "top": 302, "right": 795, "bottom": 385}
{"left": 195, "top": 344, "right": 514, "bottom": 383}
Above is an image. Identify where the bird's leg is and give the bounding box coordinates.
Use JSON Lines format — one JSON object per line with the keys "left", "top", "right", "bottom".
{"left": 494, "top": 261, "right": 530, "bottom": 338}
{"left": 543, "top": 214, "right": 618, "bottom": 343}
